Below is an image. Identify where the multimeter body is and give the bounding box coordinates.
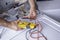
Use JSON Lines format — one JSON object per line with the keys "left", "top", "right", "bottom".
{"left": 18, "top": 21, "right": 36, "bottom": 29}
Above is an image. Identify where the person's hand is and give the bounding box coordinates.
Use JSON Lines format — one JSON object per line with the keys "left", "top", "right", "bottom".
{"left": 23, "top": 8, "right": 37, "bottom": 20}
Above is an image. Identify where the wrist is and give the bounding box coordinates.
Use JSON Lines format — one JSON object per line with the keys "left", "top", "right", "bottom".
{"left": 30, "top": 7, "right": 36, "bottom": 11}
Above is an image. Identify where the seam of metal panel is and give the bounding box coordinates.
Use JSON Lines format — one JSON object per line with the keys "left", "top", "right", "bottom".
{"left": 38, "top": 14, "right": 60, "bottom": 32}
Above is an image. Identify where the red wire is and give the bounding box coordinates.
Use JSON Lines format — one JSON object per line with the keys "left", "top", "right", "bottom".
{"left": 30, "top": 20, "right": 47, "bottom": 40}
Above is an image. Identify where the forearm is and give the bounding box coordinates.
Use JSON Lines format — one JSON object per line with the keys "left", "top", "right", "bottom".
{"left": 0, "top": 18, "right": 8, "bottom": 27}
{"left": 0, "top": 18, "right": 18, "bottom": 30}
{"left": 29, "top": 0, "right": 36, "bottom": 9}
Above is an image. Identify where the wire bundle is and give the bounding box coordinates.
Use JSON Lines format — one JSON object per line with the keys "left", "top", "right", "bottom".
{"left": 26, "top": 20, "right": 47, "bottom": 40}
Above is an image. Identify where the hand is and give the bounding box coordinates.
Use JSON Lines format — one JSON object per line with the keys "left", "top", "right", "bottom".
{"left": 23, "top": 8, "right": 37, "bottom": 20}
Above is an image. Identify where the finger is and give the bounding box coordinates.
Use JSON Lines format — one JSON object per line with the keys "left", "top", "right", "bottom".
{"left": 30, "top": 14, "right": 36, "bottom": 20}
{"left": 29, "top": 16, "right": 36, "bottom": 21}
{"left": 22, "top": 16, "right": 29, "bottom": 19}
{"left": 30, "top": 15, "right": 33, "bottom": 20}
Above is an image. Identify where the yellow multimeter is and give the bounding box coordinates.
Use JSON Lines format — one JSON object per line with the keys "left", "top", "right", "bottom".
{"left": 18, "top": 21, "right": 29, "bottom": 29}
{"left": 29, "top": 23, "right": 36, "bottom": 29}
{"left": 18, "top": 21, "right": 36, "bottom": 29}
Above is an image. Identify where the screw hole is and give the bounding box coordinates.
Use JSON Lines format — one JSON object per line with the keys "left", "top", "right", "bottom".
{"left": 6, "top": 2, "right": 8, "bottom": 5}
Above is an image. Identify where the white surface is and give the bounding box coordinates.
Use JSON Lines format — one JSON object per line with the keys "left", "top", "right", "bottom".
{"left": 0, "top": 14, "right": 60, "bottom": 40}
{"left": 42, "top": 9, "right": 60, "bottom": 22}
{"left": 37, "top": 1, "right": 60, "bottom": 22}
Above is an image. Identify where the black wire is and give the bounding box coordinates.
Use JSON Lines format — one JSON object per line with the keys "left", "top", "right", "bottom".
{"left": 25, "top": 29, "right": 32, "bottom": 40}
{"left": 40, "top": 32, "right": 47, "bottom": 40}
{"left": 25, "top": 27, "right": 38, "bottom": 40}
{"left": 25, "top": 28, "right": 39, "bottom": 40}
